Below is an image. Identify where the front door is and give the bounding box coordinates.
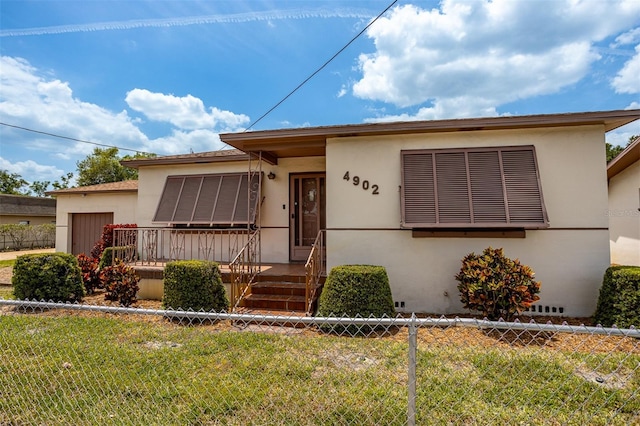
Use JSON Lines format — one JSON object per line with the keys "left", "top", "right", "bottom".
{"left": 290, "top": 173, "right": 325, "bottom": 262}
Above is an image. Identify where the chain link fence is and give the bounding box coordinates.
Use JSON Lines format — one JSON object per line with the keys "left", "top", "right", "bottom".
{"left": 1, "top": 299, "right": 638, "bottom": 425}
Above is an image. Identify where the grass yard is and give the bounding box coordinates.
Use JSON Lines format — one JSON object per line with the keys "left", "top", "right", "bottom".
{"left": 0, "top": 286, "right": 13, "bottom": 299}
{"left": 0, "top": 259, "right": 15, "bottom": 268}
{"left": 0, "top": 313, "right": 638, "bottom": 425}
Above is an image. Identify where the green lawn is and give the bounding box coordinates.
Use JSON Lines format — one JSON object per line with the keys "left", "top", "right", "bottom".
{"left": 0, "top": 314, "right": 637, "bottom": 425}
{"left": 0, "top": 286, "right": 13, "bottom": 299}
{"left": 0, "top": 259, "right": 15, "bottom": 268}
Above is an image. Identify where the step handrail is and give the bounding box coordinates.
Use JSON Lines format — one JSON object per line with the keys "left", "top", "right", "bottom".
{"left": 229, "top": 229, "right": 260, "bottom": 311}
{"left": 304, "top": 229, "right": 325, "bottom": 315}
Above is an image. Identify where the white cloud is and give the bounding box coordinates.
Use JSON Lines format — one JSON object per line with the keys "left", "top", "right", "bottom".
{"left": 0, "top": 56, "right": 149, "bottom": 159}
{"left": 353, "top": 0, "right": 640, "bottom": 120}
{"left": 0, "top": 157, "right": 64, "bottom": 183}
{"left": 141, "top": 129, "right": 226, "bottom": 156}
{"left": 611, "top": 27, "right": 640, "bottom": 47}
{"left": 125, "top": 89, "right": 249, "bottom": 132}
{"left": 612, "top": 44, "right": 640, "bottom": 94}
{"left": 0, "top": 9, "right": 375, "bottom": 37}
{"left": 0, "top": 56, "right": 252, "bottom": 180}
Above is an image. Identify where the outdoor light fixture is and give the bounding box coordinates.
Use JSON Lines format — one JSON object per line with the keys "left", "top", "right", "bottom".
{"left": 267, "top": 172, "right": 276, "bottom": 180}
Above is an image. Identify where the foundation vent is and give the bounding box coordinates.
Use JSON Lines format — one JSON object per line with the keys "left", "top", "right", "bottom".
{"left": 527, "top": 305, "right": 564, "bottom": 315}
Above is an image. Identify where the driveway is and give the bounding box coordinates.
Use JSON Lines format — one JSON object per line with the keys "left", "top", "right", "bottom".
{"left": 0, "top": 248, "right": 56, "bottom": 285}
{"left": 0, "top": 248, "right": 55, "bottom": 261}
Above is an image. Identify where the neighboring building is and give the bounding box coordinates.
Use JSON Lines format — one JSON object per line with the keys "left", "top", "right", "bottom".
{"left": 0, "top": 194, "right": 57, "bottom": 249}
{"left": 0, "top": 194, "right": 56, "bottom": 225}
{"left": 607, "top": 136, "right": 640, "bottom": 266}
{"left": 51, "top": 110, "right": 640, "bottom": 317}
{"left": 47, "top": 180, "right": 138, "bottom": 256}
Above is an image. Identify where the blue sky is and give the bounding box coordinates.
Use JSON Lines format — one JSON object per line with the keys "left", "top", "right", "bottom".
{"left": 1, "top": 0, "right": 639, "bottom": 185}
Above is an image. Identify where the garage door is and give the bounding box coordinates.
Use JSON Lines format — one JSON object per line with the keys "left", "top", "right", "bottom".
{"left": 71, "top": 212, "right": 114, "bottom": 255}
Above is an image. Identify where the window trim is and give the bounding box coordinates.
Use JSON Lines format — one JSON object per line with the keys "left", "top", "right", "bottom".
{"left": 401, "top": 145, "right": 549, "bottom": 229}
{"left": 153, "top": 172, "right": 261, "bottom": 226}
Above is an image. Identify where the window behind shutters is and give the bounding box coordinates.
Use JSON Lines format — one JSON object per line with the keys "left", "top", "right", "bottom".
{"left": 401, "top": 146, "right": 548, "bottom": 229}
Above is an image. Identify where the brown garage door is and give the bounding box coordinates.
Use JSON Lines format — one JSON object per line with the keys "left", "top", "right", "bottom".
{"left": 71, "top": 212, "right": 114, "bottom": 255}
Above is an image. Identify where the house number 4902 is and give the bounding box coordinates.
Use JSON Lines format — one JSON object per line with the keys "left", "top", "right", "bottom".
{"left": 343, "top": 171, "right": 379, "bottom": 195}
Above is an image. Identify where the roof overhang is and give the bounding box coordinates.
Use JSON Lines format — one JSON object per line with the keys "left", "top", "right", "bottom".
{"left": 220, "top": 109, "right": 640, "bottom": 165}
{"left": 607, "top": 136, "right": 640, "bottom": 181}
{"left": 122, "top": 149, "right": 249, "bottom": 168}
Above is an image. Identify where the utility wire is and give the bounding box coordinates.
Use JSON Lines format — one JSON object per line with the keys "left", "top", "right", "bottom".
{"left": 0, "top": 122, "right": 155, "bottom": 155}
{"left": 243, "top": 0, "right": 398, "bottom": 132}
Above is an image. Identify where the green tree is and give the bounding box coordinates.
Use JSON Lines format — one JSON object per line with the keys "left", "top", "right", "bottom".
{"left": 51, "top": 172, "right": 74, "bottom": 190}
{"left": 606, "top": 135, "right": 638, "bottom": 163}
{"left": 606, "top": 143, "right": 625, "bottom": 163}
{"left": 28, "top": 180, "right": 51, "bottom": 197}
{"left": 0, "top": 169, "right": 28, "bottom": 194}
{"left": 76, "top": 147, "right": 138, "bottom": 186}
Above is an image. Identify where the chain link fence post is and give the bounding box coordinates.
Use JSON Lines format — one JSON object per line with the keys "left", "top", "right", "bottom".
{"left": 408, "top": 313, "right": 417, "bottom": 426}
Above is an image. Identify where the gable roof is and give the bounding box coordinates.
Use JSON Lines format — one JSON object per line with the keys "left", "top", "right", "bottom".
{"left": 0, "top": 194, "right": 56, "bottom": 217}
{"left": 46, "top": 180, "right": 138, "bottom": 195}
{"left": 220, "top": 109, "right": 640, "bottom": 165}
{"left": 122, "top": 149, "right": 249, "bottom": 168}
{"left": 607, "top": 136, "right": 640, "bottom": 181}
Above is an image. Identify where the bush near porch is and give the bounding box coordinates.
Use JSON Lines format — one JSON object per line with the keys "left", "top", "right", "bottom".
{"left": 163, "top": 260, "right": 228, "bottom": 311}
{"left": 317, "top": 265, "right": 396, "bottom": 334}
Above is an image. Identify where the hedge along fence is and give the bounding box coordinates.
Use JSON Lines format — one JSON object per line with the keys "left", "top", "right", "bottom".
{"left": 0, "top": 224, "right": 56, "bottom": 251}
{"left": 12, "top": 252, "right": 84, "bottom": 302}
{"left": 593, "top": 265, "right": 640, "bottom": 328}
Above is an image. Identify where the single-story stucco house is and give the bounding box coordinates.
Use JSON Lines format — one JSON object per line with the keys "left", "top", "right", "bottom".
{"left": 50, "top": 109, "right": 640, "bottom": 317}
{"left": 48, "top": 180, "right": 138, "bottom": 256}
{"left": 607, "top": 136, "right": 640, "bottom": 266}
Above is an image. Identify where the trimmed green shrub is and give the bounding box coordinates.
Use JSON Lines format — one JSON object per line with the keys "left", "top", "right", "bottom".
{"left": 12, "top": 253, "right": 84, "bottom": 302}
{"left": 102, "top": 261, "right": 140, "bottom": 307}
{"left": 98, "top": 246, "right": 134, "bottom": 269}
{"left": 456, "top": 247, "right": 540, "bottom": 321}
{"left": 90, "top": 223, "right": 137, "bottom": 260}
{"left": 77, "top": 253, "right": 103, "bottom": 294}
{"left": 163, "top": 260, "right": 228, "bottom": 311}
{"left": 593, "top": 266, "right": 640, "bottom": 328}
{"left": 317, "top": 265, "right": 396, "bottom": 334}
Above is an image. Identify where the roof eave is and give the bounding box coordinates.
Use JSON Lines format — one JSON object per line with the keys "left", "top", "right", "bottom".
{"left": 220, "top": 110, "right": 640, "bottom": 158}
{"left": 607, "top": 136, "right": 640, "bottom": 181}
{"left": 122, "top": 152, "right": 250, "bottom": 168}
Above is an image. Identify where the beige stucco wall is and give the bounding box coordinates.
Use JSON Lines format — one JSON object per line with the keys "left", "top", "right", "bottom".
{"left": 53, "top": 192, "right": 138, "bottom": 253}
{"left": 608, "top": 160, "right": 640, "bottom": 266}
{"left": 137, "top": 156, "right": 325, "bottom": 263}
{"left": 0, "top": 215, "right": 55, "bottom": 225}
{"left": 325, "top": 125, "right": 610, "bottom": 317}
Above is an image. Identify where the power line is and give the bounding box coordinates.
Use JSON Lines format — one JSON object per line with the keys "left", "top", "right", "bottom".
{"left": 0, "top": 122, "right": 155, "bottom": 155}
{"left": 243, "top": 0, "right": 399, "bottom": 132}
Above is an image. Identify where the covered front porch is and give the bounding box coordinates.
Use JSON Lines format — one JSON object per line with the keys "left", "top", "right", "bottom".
{"left": 112, "top": 227, "right": 325, "bottom": 315}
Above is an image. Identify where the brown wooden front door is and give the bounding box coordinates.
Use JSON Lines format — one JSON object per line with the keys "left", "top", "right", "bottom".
{"left": 290, "top": 174, "right": 325, "bottom": 262}
{"left": 71, "top": 212, "right": 113, "bottom": 255}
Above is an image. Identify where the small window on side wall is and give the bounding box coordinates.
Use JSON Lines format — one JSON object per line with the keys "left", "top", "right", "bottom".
{"left": 401, "top": 146, "right": 549, "bottom": 229}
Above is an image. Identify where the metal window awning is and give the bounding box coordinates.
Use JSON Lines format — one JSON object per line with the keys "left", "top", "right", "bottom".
{"left": 153, "top": 172, "right": 261, "bottom": 226}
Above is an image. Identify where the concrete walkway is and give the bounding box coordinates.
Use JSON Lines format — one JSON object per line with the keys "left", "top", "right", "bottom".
{"left": 0, "top": 248, "right": 55, "bottom": 261}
